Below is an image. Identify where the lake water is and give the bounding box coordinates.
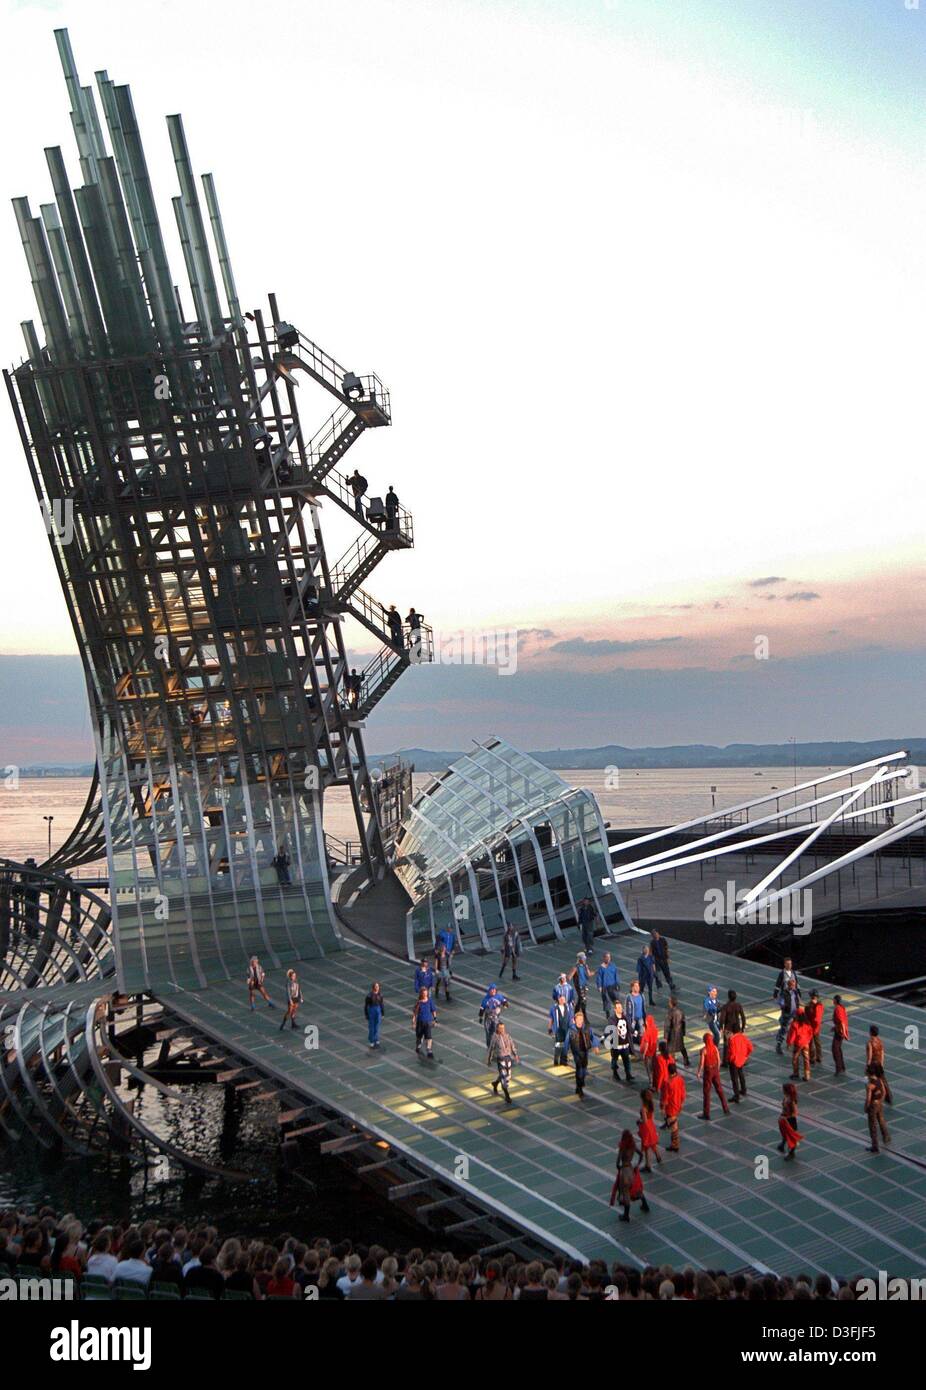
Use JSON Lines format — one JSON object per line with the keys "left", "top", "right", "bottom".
{"left": 0, "top": 766, "right": 839, "bottom": 866}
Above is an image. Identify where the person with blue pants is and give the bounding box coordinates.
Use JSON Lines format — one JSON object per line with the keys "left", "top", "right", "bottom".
{"left": 650, "top": 931, "right": 675, "bottom": 991}
{"left": 577, "top": 897, "right": 598, "bottom": 954}
{"left": 636, "top": 946, "right": 657, "bottom": 1006}
{"left": 548, "top": 997, "right": 575, "bottom": 1067}
{"left": 365, "top": 982, "right": 385, "bottom": 1048}
{"left": 776, "top": 979, "right": 801, "bottom": 1053}
{"left": 567, "top": 1011, "right": 602, "bottom": 1098}
{"left": 595, "top": 952, "right": 620, "bottom": 1021}
{"left": 436, "top": 926, "right": 457, "bottom": 975}
{"left": 624, "top": 980, "right": 646, "bottom": 1046}
{"left": 414, "top": 957, "right": 435, "bottom": 997}
{"left": 479, "top": 984, "right": 509, "bottom": 1047}
{"left": 703, "top": 986, "right": 721, "bottom": 1046}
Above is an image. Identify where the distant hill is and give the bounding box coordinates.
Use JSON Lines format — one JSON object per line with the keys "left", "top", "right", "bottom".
{"left": 375, "top": 740, "right": 926, "bottom": 773}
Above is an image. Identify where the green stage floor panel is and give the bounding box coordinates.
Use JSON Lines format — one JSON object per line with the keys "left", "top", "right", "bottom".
{"left": 159, "top": 931, "right": 926, "bottom": 1274}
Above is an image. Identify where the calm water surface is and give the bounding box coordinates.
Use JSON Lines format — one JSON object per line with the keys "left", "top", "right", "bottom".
{"left": 0, "top": 766, "right": 838, "bottom": 864}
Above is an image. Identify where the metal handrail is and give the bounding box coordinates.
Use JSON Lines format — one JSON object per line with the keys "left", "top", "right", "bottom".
{"left": 292, "top": 330, "right": 390, "bottom": 418}
{"left": 356, "top": 624, "right": 433, "bottom": 709}
{"left": 325, "top": 833, "right": 365, "bottom": 866}
{"left": 324, "top": 470, "right": 414, "bottom": 543}
{"left": 341, "top": 582, "right": 389, "bottom": 636}
{"left": 304, "top": 404, "right": 358, "bottom": 469}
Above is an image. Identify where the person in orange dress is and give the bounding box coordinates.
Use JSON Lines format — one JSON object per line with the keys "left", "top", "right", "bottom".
{"left": 652, "top": 1039, "right": 673, "bottom": 1102}
{"left": 806, "top": 990, "right": 825, "bottom": 1065}
{"left": 660, "top": 1062, "right": 686, "bottom": 1152}
{"left": 777, "top": 1081, "right": 804, "bottom": 1160}
{"left": 637, "top": 1087, "right": 662, "bottom": 1171}
{"left": 832, "top": 994, "right": 849, "bottom": 1075}
{"left": 639, "top": 1013, "right": 660, "bottom": 1082}
{"left": 697, "top": 1032, "right": 730, "bottom": 1119}
{"left": 609, "top": 1129, "right": 650, "bottom": 1222}
{"left": 788, "top": 1009, "right": 813, "bottom": 1081}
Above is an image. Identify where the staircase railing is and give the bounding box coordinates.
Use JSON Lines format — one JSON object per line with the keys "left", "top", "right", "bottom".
{"left": 341, "top": 582, "right": 394, "bottom": 642}
{"left": 325, "top": 833, "right": 365, "bottom": 867}
{"left": 357, "top": 643, "right": 406, "bottom": 711}
{"left": 304, "top": 405, "right": 364, "bottom": 474}
{"left": 277, "top": 329, "right": 390, "bottom": 420}
{"left": 354, "top": 623, "right": 434, "bottom": 717}
{"left": 330, "top": 532, "right": 390, "bottom": 602}
{"left": 325, "top": 472, "right": 414, "bottom": 546}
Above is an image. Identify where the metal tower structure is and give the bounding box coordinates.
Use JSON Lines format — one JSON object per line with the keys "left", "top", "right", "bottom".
{"left": 4, "top": 30, "right": 432, "bottom": 995}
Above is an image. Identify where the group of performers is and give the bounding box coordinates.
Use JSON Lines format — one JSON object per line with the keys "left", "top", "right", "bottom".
{"left": 246, "top": 930, "right": 896, "bottom": 1187}
{"left": 245, "top": 956, "right": 303, "bottom": 1031}
{"left": 771, "top": 960, "right": 894, "bottom": 1157}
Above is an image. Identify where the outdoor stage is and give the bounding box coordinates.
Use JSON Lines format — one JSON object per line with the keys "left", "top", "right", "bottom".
{"left": 165, "top": 925, "right": 926, "bottom": 1275}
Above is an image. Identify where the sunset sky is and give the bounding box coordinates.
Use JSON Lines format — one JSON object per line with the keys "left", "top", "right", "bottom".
{"left": 1, "top": 0, "right": 923, "bottom": 755}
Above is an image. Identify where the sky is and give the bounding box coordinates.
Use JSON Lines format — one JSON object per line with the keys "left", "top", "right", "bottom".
{"left": 0, "top": 0, "right": 923, "bottom": 756}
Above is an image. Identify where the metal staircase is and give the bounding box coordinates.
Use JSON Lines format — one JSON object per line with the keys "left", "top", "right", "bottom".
{"left": 304, "top": 405, "right": 368, "bottom": 484}
{"left": 320, "top": 465, "right": 414, "bottom": 551}
{"left": 256, "top": 309, "right": 433, "bottom": 856}
{"left": 330, "top": 524, "right": 410, "bottom": 603}
{"left": 274, "top": 326, "right": 390, "bottom": 424}
{"left": 354, "top": 627, "right": 434, "bottom": 720}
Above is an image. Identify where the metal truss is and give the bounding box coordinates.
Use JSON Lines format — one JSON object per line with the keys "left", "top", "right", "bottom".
{"left": 4, "top": 29, "right": 431, "bottom": 996}
{"left": 607, "top": 752, "right": 926, "bottom": 946}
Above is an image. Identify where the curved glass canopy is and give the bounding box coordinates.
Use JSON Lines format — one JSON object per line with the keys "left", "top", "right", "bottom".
{"left": 394, "top": 738, "right": 633, "bottom": 959}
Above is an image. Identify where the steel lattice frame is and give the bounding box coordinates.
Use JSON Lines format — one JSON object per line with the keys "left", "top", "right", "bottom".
{"left": 1, "top": 31, "right": 431, "bottom": 1170}
{"left": 4, "top": 30, "right": 430, "bottom": 996}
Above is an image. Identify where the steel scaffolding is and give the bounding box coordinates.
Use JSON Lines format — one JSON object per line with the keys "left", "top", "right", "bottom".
{"left": 4, "top": 30, "right": 430, "bottom": 993}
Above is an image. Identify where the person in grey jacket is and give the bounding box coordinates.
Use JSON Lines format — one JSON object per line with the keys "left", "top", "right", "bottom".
{"left": 487, "top": 1020, "right": 520, "bottom": 1103}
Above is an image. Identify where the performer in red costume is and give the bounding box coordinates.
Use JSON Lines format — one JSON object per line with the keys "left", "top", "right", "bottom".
{"left": 832, "top": 994, "right": 849, "bottom": 1075}
{"left": 637, "top": 1087, "right": 662, "bottom": 1171}
{"left": 652, "top": 1039, "right": 672, "bottom": 1101}
{"left": 788, "top": 1009, "right": 814, "bottom": 1081}
{"left": 660, "top": 1063, "right": 686, "bottom": 1152}
{"left": 640, "top": 1013, "right": 660, "bottom": 1082}
{"left": 726, "top": 1028, "right": 753, "bottom": 1103}
{"left": 806, "top": 990, "right": 825, "bottom": 1065}
{"left": 609, "top": 1130, "right": 650, "bottom": 1222}
{"left": 777, "top": 1082, "right": 804, "bottom": 1160}
{"left": 697, "top": 1032, "right": 730, "bottom": 1119}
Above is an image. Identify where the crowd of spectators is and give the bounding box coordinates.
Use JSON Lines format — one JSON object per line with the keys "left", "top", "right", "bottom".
{"left": 0, "top": 1206, "right": 866, "bottom": 1300}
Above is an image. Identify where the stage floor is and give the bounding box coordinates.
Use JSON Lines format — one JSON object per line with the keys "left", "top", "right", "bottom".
{"left": 165, "top": 927, "right": 926, "bottom": 1275}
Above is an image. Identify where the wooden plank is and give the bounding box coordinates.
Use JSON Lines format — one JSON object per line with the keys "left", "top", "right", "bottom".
{"left": 356, "top": 1157, "right": 398, "bottom": 1174}
{"left": 278, "top": 1105, "right": 316, "bottom": 1126}
{"left": 387, "top": 1178, "right": 435, "bottom": 1200}
{"left": 445, "top": 1216, "right": 490, "bottom": 1233}
{"left": 319, "top": 1133, "right": 371, "bottom": 1155}
{"left": 284, "top": 1121, "right": 332, "bottom": 1140}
